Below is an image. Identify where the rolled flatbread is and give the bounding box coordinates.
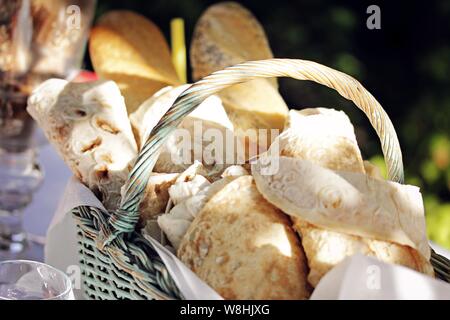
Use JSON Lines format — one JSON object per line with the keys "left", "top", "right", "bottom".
{"left": 177, "top": 175, "right": 311, "bottom": 300}
{"left": 275, "top": 108, "right": 366, "bottom": 173}
{"left": 27, "top": 79, "right": 137, "bottom": 210}
{"left": 262, "top": 107, "right": 433, "bottom": 284}
{"left": 156, "top": 162, "right": 210, "bottom": 250}
{"left": 252, "top": 156, "right": 434, "bottom": 284}
{"left": 130, "top": 84, "right": 236, "bottom": 179}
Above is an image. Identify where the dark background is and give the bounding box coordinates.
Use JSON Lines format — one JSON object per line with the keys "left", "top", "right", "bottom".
{"left": 90, "top": 0, "right": 450, "bottom": 248}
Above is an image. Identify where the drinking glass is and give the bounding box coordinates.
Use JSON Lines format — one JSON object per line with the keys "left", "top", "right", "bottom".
{"left": 0, "top": 260, "right": 74, "bottom": 300}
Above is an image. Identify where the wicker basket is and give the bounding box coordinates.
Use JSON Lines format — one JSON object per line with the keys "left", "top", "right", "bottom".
{"left": 71, "top": 58, "right": 450, "bottom": 300}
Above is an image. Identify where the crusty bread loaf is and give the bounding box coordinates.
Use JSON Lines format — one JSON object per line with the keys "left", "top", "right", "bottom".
{"left": 295, "top": 220, "right": 434, "bottom": 286}
{"left": 27, "top": 79, "right": 137, "bottom": 211}
{"left": 177, "top": 175, "right": 311, "bottom": 299}
{"left": 190, "top": 2, "right": 274, "bottom": 81}
{"left": 190, "top": 2, "right": 288, "bottom": 134}
{"left": 137, "top": 172, "right": 179, "bottom": 224}
{"left": 89, "top": 10, "right": 180, "bottom": 114}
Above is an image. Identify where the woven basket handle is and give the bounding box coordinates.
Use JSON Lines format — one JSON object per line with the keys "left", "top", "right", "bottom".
{"left": 101, "top": 58, "right": 404, "bottom": 243}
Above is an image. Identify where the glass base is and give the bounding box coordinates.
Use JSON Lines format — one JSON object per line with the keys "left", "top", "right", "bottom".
{"left": 0, "top": 232, "right": 28, "bottom": 254}
{"left": 0, "top": 209, "right": 28, "bottom": 254}
{"left": 0, "top": 238, "right": 43, "bottom": 262}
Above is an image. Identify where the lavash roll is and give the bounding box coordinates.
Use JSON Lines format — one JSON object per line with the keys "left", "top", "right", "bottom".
{"left": 27, "top": 79, "right": 137, "bottom": 211}
{"left": 259, "top": 108, "right": 434, "bottom": 286}
{"left": 278, "top": 108, "right": 366, "bottom": 173}
{"left": 130, "top": 85, "right": 237, "bottom": 180}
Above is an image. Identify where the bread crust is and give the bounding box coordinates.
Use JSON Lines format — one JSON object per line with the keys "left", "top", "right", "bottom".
{"left": 190, "top": 2, "right": 288, "bottom": 133}
{"left": 295, "top": 220, "right": 435, "bottom": 287}
{"left": 178, "top": 175, "right": 311, "bottom": 299}
{"left": 89, "top": 10, "right": 180, "bottom": 113}
{"left": 137, "top": 172, "right": 179, "bottom": 224}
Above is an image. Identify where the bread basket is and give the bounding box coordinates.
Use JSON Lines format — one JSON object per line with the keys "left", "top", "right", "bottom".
{"left": 71, "top": 58, "right": 450, "bottom": 299}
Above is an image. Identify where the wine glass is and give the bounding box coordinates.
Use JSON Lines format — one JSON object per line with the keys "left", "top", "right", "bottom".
{"left": 0, "top": 260, "right": 74, "bottom": 300}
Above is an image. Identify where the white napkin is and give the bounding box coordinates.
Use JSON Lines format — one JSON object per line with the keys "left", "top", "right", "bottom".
{"left": 311, "top": 254, "right": 450, "bottom": 300}
{"left": 44, "top": 176, "right": 102, "bottom": 299}
{"left": 144, "top": 237, "right": 222, "bottom": 300}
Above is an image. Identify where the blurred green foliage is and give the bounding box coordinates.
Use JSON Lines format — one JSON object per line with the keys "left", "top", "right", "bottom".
{"left": 93, "top": 0, "right": 450, "bottom": 248}
{"left": 369, "top": 155, "right": 388, "bottom": 179}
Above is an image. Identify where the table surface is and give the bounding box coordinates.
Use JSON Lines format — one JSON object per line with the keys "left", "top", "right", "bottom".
{"left": 24, "top": 144, "right": 72, "bottom": 237}
{"left": 1, "top": 144, "right": 72, "bottom": 261}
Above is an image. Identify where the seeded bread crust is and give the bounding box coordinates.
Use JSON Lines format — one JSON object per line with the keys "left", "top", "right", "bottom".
{"left": 190, "top": 2, "right": 288, "bottom": 133}
{"left": 177, "top": 176, "right": 311, "bottom": 300}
